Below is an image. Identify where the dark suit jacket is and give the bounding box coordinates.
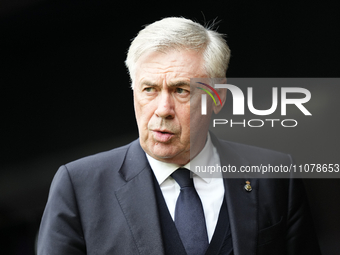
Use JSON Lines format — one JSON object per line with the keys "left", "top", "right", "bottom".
{"left": 38, "top": 135, "right": 320, "bottom": 255}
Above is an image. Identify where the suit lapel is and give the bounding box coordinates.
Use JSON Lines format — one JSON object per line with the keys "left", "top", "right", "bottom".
{"left": 211, "top": 133, "right": 258, "bottom": 255}
{"left": 115, "top": 140, "right": 164, "bottom": 255}
{"left": 114, "top": 135, "right": 259, "bottom": 255}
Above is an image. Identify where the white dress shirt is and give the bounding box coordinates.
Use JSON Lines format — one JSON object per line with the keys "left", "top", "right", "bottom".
{"left": 146, "top": 133, "right": 224, "bottom": 242}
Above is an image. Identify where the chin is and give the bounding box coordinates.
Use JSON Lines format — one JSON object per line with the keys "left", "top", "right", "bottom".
{"left": 153, "top": 149, "right": 189, "bottom": 164}
{"left": 151, "top": 150, "right": 177, "bottom": 160}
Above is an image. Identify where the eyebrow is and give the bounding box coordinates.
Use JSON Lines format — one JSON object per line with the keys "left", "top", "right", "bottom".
{"left": 141, "top": 80, "right": 190, "bottom": 87}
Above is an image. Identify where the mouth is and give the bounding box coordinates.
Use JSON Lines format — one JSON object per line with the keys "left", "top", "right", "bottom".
{"left": 151, "top": 129, "right": 175, "bottom": 142}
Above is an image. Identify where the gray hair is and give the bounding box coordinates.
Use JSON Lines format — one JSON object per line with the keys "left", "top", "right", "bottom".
{"left": 125, "top": 17, "right": 231, "bottom": 88}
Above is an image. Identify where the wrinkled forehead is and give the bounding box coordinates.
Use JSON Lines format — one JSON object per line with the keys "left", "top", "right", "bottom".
{"left": 133, "top": 49, "right": 207, "bottom": 86}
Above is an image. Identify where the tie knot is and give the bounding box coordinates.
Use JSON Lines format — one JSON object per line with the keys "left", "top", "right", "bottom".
{"left": 171, "top": 168, "right": 194, "bottom": 188}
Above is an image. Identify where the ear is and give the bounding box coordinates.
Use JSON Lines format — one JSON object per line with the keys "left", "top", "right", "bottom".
{"left": 213, "top": 78, "right": 227, "bottom": 114}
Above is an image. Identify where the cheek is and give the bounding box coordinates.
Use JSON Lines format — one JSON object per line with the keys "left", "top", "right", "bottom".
{"left": 189, "top": 99, "right": 211, "bottom": 136}
{"left": 134, "top": 100, "right": 155, "bottom": 129}
{"left": 177, "top": 104, "right": 191, "bottom": 134}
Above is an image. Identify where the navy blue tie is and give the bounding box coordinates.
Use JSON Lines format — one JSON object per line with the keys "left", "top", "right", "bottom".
{"left": 171, "top": 168, "right": 209, "bottom": 255}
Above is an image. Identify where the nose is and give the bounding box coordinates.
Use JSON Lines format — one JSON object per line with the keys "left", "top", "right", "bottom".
{"left": 154, "top": 91, "right": 175, "bottom": 119}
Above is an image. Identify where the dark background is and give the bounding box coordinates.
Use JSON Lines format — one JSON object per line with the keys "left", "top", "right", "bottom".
{"left": 1, "top": 0, "right": 339, "bottom": 254}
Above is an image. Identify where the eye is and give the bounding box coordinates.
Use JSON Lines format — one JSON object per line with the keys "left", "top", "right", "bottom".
{"left": 176, "top": 88, "right": 187, "bottom": 94}
{"left": 144, "top": 87, "right": 155, "bottom": 93}
{"left": 175, "top": 87, "right": 190, "bottom": 98}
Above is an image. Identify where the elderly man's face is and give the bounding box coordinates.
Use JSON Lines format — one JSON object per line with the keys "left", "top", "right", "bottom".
{"left": 133, "top": 50, "right": 212, "bottom": 165}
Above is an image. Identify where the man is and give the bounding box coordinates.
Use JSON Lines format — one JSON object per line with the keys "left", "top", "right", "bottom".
{"left": 38, "top": 17, "right": 320, "bottom": 254}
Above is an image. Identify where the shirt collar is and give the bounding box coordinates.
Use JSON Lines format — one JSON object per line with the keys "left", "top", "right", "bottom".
{"left": 146, "top": 133, "right": 219, "bottom": 185}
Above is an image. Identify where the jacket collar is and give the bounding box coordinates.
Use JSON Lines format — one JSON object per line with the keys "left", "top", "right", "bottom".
{"left": 115, "top": 139, "right": 165, "bottom": 255}
{"left": 117, "top": 136, "right": 258, "bottom": 255}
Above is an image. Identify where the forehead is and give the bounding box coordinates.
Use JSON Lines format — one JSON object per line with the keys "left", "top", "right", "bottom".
{"left": 134, "top": 50, "right": 207, "bottom": 85}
